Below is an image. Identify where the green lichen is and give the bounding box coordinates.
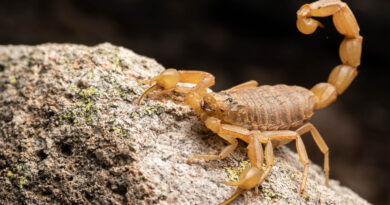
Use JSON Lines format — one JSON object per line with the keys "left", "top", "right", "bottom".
{"left": 58, "top": 99, "right": 98, "bottom": 127}
{"left": 79, "top": 86, "right": 98, "bottom": 98}
{"left": 111, "top": 125, "right": 129, "bottom": 137}
{"left": 7, "top": 171, "right": 13, "bottom": 178}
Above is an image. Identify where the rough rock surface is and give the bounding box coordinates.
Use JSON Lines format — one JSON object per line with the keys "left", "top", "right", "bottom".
{"left": 0, "top": 43, "right": 370, "bottom": 205}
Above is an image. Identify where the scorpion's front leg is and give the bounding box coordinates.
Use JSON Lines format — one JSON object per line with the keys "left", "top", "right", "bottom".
{"left": 187, "top": 117, "right": 242, "bottom": 162}
{"left": 186, "top": 118, "right": 239, "bottom": 162}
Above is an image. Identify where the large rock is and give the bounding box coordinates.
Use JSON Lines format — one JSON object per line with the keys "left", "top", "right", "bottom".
{"left": 0, "top": 43, "right": 370, "bottom": 205}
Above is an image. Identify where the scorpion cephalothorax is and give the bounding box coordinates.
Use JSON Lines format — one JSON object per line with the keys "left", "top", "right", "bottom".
{"left": 137, "top": 0, "right": 362, "bottom": 204}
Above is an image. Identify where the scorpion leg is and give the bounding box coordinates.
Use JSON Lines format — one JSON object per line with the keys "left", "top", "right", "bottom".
{"left": 258, "top": 141, "right": 274, "bottom": 185}
{"left": 296, "top": 123, "right": 330, "bottom": 186}
{"left": 262, "top": 130, "right": 311, "bottom": 194}
{"left": 187, "top": 117, "right": 242, "bottom": 162}
{"left": 186, "top": 135, "right": 238, "bottom": 162}
{"left": 193, "top": 117, "right": 267, "bottom": 204}
{"left": 223, "top": 80, "right": 258, "bottom": 92}
{"left": 220, "top": 132, "right": 276, "bottom": 205}
{"left": 220, "top": 132, "right": 267, "bottom": 205}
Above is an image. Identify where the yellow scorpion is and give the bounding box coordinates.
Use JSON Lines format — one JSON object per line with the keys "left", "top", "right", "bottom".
{"left": 138, "top": 0, "right": 362, "bottom": 204}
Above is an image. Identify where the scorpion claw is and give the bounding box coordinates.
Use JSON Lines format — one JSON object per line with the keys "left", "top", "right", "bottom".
{"left": 137, "top": 84, "right": 161, "bottom": 105}
{"left": 137, "top": 69, "right": 180, "bottom": 105}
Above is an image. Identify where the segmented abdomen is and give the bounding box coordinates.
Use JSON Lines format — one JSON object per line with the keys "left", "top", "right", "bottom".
{"left": 227, "top": 84, "right": 316, "bottom": 131}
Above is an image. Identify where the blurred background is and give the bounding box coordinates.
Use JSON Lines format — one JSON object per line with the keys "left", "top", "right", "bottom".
{"left": 0, "top": 0, "right": 389, "bottom": 204}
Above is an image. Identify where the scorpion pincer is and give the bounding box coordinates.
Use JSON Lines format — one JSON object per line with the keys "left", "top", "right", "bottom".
{"left": 137, "top": 0, "right": 362, "bottom": 204}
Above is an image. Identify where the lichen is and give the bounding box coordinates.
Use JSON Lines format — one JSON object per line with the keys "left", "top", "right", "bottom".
{"left": 9, "top": 75, "right": 16, "bottom": 84}
{"left": 111, "top": 125, "right": 129, "bottom": 137}
{"left": 79, "top": 86, "right": 98, "bottom": 99}
{"left": 224, "top": 160, "right": 250, "bottom": 181}
{"left": 7, "top": 171, "right": 13, "bottom": 178}
{"left": 57, "top": 99, "right": 99, "bottom": 127}
{"left": 262, "top": 187, "right": 288, "bottom": 201}
{"left": 17, "top": 176, "right": 28, "bottom": 189}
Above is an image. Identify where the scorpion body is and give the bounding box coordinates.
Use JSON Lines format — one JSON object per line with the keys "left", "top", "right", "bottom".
{"left": 137, "top": 0, "right": 362, "bottom": 204}
{"left": 211, "top": 85, "right": 316, "bottom": 131}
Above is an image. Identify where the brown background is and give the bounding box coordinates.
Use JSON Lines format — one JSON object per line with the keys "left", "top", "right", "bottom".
{"left": 0, "top": 0, "right": 389, "bottom": 204}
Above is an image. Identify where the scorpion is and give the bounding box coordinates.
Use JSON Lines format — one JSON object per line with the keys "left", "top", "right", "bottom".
{"left": 137, "top": 0, "right": 362, "bottom": 204}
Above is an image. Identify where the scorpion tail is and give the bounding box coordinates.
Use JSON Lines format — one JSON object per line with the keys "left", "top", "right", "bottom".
{"left": 297, "top": 0, "right": 362, "bottom": 110}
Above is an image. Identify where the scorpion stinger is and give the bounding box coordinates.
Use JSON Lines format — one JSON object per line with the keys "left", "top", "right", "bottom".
{"left": 136, "top": 0, "right": 362, "bottom": 204}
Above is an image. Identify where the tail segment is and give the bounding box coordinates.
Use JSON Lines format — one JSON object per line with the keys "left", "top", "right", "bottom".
{"left": 297, "top": 0, "right": 362, "bottom": 109}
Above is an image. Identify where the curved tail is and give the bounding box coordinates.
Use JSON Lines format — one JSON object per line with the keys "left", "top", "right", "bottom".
{"left": 297, "top": 0, "right": 362, "bottom": 109}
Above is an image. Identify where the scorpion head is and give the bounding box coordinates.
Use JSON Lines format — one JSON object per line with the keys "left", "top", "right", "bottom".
{"left": 199, "top": 93, "right": 236, "bottom": 119}
{"left": 201, "top": 94, "right": 219, "bottom": 114}
{"left": 200, "top": 92, "right": 248, "bottom": 125}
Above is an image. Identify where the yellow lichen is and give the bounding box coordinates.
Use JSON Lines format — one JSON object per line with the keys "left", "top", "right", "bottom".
{"left": 75, "top": 101, "right": 84, "bottom": 106}
{"left": 73, "top": 119, "right": 78, "bottom": 126}
{"left": 130, "top": 112, "right": 139, "bottom": 117}
{"left": 84, "top": 101, "right": 94, "bottom": 112}
{"left": 88, "top": 72, "right": 94, "bottom": 79}
{"left": 17, "top": 176, "right": 27, "bottom": 189}
{"left": 7, "top": 171, "right": 13, "bottom": 178}
{"left": 112, "top": 126, "right": 122, "bottom": 134}
{"left": 224, "top": 160, "right": 250, "bottom": 181}
{"left": 262, "top": 187, "right": 287, "bottom": 200}
{"left": 86, "top": 117, "right": 92, "bottom": 125}
{"left": 69, "top": 84, "right": 79, "bottom": 92}
{"left": 144, "top": 106, "right": 158, "bottom": 115}
{"left": 79, "top": 86, "right": 98, "bottom": 98}
{"left": 9, "top": 76, "right": 16, "bottom": 84}
{"left": 130, "top": 145, "right": 137, "bottom": 151}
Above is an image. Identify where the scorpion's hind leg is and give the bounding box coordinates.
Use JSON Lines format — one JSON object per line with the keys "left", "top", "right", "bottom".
{"left": 297, "top": 123, "right": 330, "bottom": 186}
{"left": 262, "top": 130, "right": 311, "bottom": 194}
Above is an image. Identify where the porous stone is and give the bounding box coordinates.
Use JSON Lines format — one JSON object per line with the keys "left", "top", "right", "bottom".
{"left": 0, "top": 43, "right": 370, "bottom": 205}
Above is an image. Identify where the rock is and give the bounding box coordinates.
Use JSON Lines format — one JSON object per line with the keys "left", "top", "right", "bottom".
{"left": 0, "top": 43, "right": 370, "bottom": 205}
